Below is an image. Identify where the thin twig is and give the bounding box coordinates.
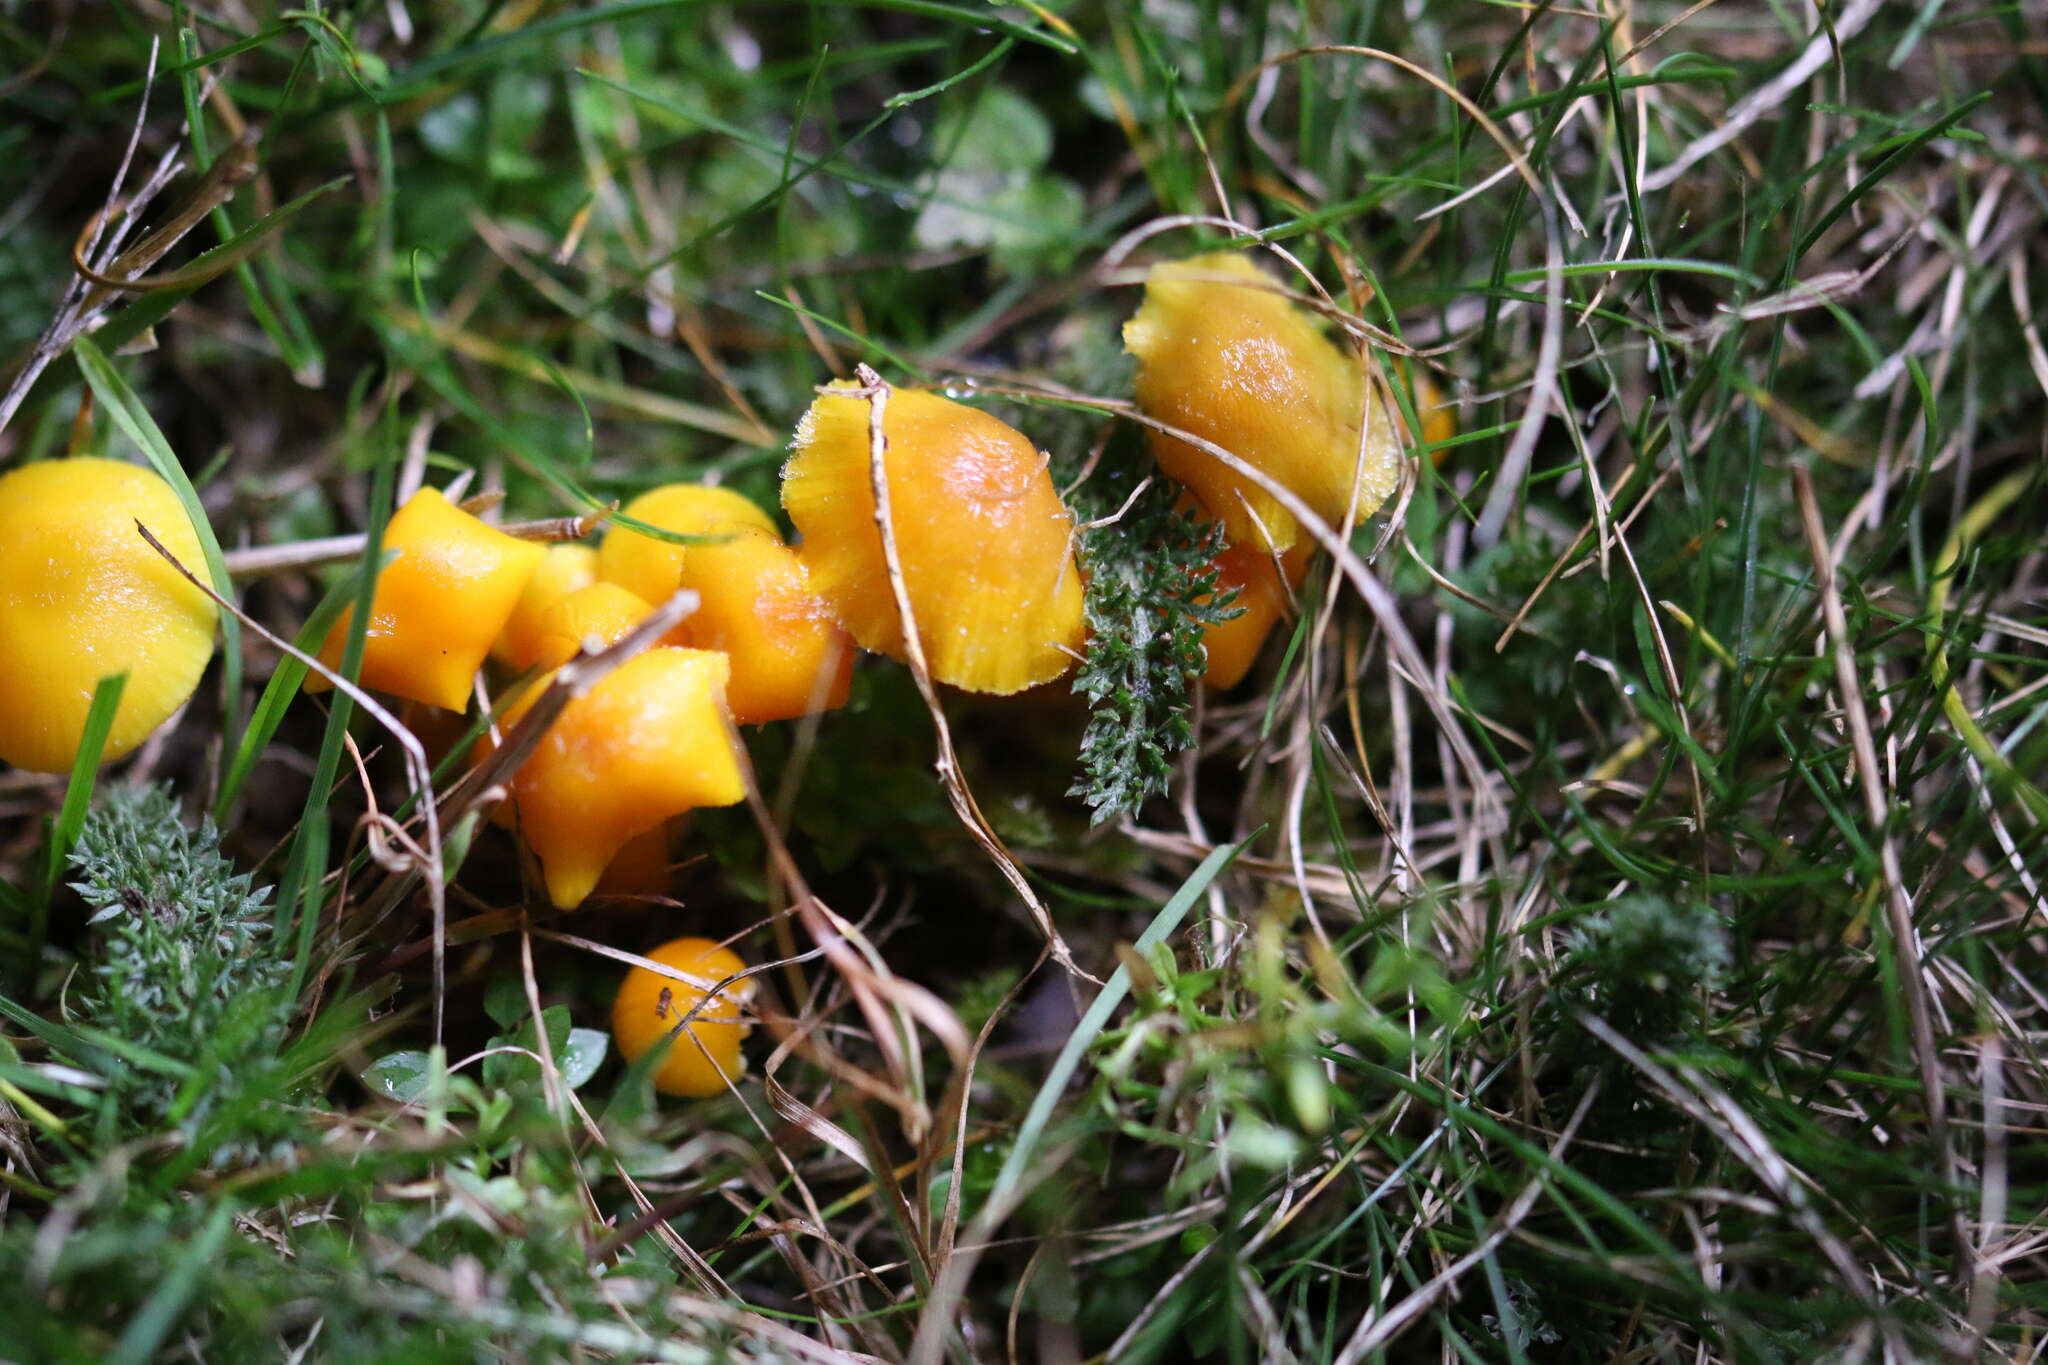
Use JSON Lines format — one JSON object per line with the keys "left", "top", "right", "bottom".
{"left": 1791, "top": 466, "right": 1964, "bottom": 1280}
{"left": 135, "top": 519, "right": 446, "bottom": 1042}
{"left": 222, "top": 511, "right": 603, "bottom": 581}
{"left": 844, "top": 365, "right": 1092, "bottom": 983}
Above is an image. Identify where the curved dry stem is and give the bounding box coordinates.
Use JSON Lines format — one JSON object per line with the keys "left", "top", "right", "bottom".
{"left": 842, "top": 365, "right": 1096, "bottom": 985}
{"left": 136, "top": 519, "right": 448, "bottom": 1043}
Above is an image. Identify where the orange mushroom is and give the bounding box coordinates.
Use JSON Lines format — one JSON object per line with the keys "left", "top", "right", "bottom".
{"left": 596, "top": 484, "right": 854, "bottom": 723}
{"left": 492, "top": 543, "right": 599, "bottom": 671}
{"left": 1198, "top": 539, "right": 1312, "bottom": 690}
{"left": 598, "top": 483, "right": 778, "bottom": 610}
{"left": 676, "top": 529, "right": 853, "bottom": 724}
{"left": 1404, "top": 366, "right": 1458, "bottom": 453}
{"left": 611, "top": 936, "right": 752, "bottom": 1098}
{"left": 783, "top": 379, "right": 1085, "bottom": 694}
{"left": 1123, "top": 252, "right": 1402, "bottom": 552}
{"left": 528, "top": 582, "right": 656, "bottom": 671}
{"left": 487, "top": 647, "right": 745, "bottom": 909}
{"left": 592, "top": 821, "right": 679, "bottom": 900}
{"left": 312, "top": 487, "right": 545, "bottom": 711}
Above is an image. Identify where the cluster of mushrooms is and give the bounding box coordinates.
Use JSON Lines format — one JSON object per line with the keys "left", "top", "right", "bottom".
{"left": 0, "top": 250, "right": 1444, "bottom": 1097}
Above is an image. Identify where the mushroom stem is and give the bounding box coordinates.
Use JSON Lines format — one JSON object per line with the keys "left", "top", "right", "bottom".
{"left": 224, "top": 510, "right": 604, "bottom": 581}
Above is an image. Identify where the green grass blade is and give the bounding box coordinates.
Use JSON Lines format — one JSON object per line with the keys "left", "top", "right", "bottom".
{"left": 71, "top": 335, "right": 243, "bottom": 782}
{"left": 20, "top": 673, "right": 127, "bottom": 989}
{"left": 108, "top": 1202, "right": 233, "bottom": 1365}
{"left": 214, "top": 559, "right": 384, "bottom": 823}
{"left": 985, "top": 837, "right": 1252, "bottom": 1216}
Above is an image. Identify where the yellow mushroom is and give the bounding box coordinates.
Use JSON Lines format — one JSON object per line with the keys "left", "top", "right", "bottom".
{"left": 1198, "top": 539, "right": 1312, "bottom": 691}
{"left": 676, "top": 528, "right": 853, "bottom": 724}
{"left": 528, "top": 582, "right": 656, "bottom": 671}
{"left": 487, "top": 648, "right": 745, "bottom": 909}
{"left": 597, "top": 483, "right": 778, "bottom": 610}
{"left": 0, "top": 458, "right": 218, "bottom": 773}
{"left": 1123, "top": 252, "right": 1402, "bottom": 551}
{"left": 591, "top": 821, "right": 679, "bottom": 900}
{"left": 1404, "top": 366, "right": 1458, "bottom": 454}
{"left": 312, "top": 487, "right": 546, "bottom": 711}
{"left": 610, "top": 936, "right": 752, "bottom": 1098}
{"left": 492, "top": 543, "right": 599, "bottom": 671}
{"left": 783, "top": 380, "right": 1085, "bottom": 694}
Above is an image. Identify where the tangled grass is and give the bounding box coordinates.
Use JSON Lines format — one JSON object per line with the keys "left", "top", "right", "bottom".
{"left": 1, "top": 1, "right": 2045, "bottom": 1360}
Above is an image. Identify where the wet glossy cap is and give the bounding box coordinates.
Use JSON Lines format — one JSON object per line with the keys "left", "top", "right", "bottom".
{"left": 677, "top": 528, "right": 853, "bottom": 724}
{"left": 783, "top": 381, "right": 1085, "bottom": 694}
{"left": 529, "top": 582, "right": 656, "bottom": 670}
{"left": 313, "top": 487, "right": 547, "bottom": 711}
{"left": 0, "top": 458, "right": 218, "bottom": 773}
{"left": 598, "top": 483, "right": 778, "bottom": 610}
{"left": 492, "top": 543, "right": 599, "bottom": 671}
{"left": 611, "top": 936, "right": 752, "bottom": 1098}
{"left": 1124, "top": 252, "right": 1401, "bottom": 551}
{"left": 494, "top": 647, "right": 745, "bottom": 909}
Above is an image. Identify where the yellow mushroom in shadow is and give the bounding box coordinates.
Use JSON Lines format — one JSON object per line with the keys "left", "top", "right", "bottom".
{"left": 0, "top": 458, "right": 218, "bottom": 773}
{"left": 1198, "top": 538, "right": 1313, "bottom": 691}
{"left": 610, "top": 936, "right": 753, "bottom": 1098}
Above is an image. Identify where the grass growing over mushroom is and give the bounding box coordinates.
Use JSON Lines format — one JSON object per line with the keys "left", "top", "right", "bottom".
{"left": 2, "top": 3, "right": 2045, "bottom": 1361}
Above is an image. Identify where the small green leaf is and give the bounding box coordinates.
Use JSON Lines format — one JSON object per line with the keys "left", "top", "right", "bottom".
{"left": 483, "top": 975, "right": 529, "bottom": 1031}
{"left": 483, "top": 1005, "right": 575, "bottom": 1089}
{"left": 559, "top": 1028, "right": 609, "bottom": 1091}
{"left": 362, "top": 1049, "right": 434, "bottom": 1104}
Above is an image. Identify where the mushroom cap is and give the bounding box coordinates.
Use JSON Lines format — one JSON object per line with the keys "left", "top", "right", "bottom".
{"left": 1199, "top": 538, "right": 1312, "bottom": 691}
{"left": 611, "top": 936, "right": 752, "bottom": 1098}
{"left": 499, "top": 647, "right": 745, "bottom": 909}
{"left": 314, "top": 487, "right": 547, "bottom": 711}
{"left": 529, "top": 582, "right": 656, "bottom": 670}
{"left": 783, "top": 382, "right": 1085, "bottom": 694}
{"left": 492, "top": 543, "right": 599, "bottom": 670}
{"left": 1123, "top": 252, "right": 1400, "bottom": 552}
{"left": 0, "top": 458, "right": 218, "bottom": 773}
{"left": 677, "top": 528, "right": 853, "bottom": 724}
{"left": 598, "top": 483, "right": 778, "bottom": 609}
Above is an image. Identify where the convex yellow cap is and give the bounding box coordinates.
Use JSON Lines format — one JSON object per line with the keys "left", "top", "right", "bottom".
{"left": 492, "top": 543, "right": 599, "bottom": 672}
{"left": 312, "top": 487, "right": 546, "bottom": 711}
{"left": 784, "top": 383, "right": 1085, "bottom": 695}
{"left": 598, "top": 483, "right": 777, "bottom": 609}
{"left": 1124, "top": 252, "right": 1402, "bottom": 552}
{"left": 488, "top": 647, "right": 746, "bottom": 909}
{"left": 611, "top": 936, "right": 753, "bottom": 1098}
{"left": 0, "top": 458, "right": 217, "bottom": 773}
